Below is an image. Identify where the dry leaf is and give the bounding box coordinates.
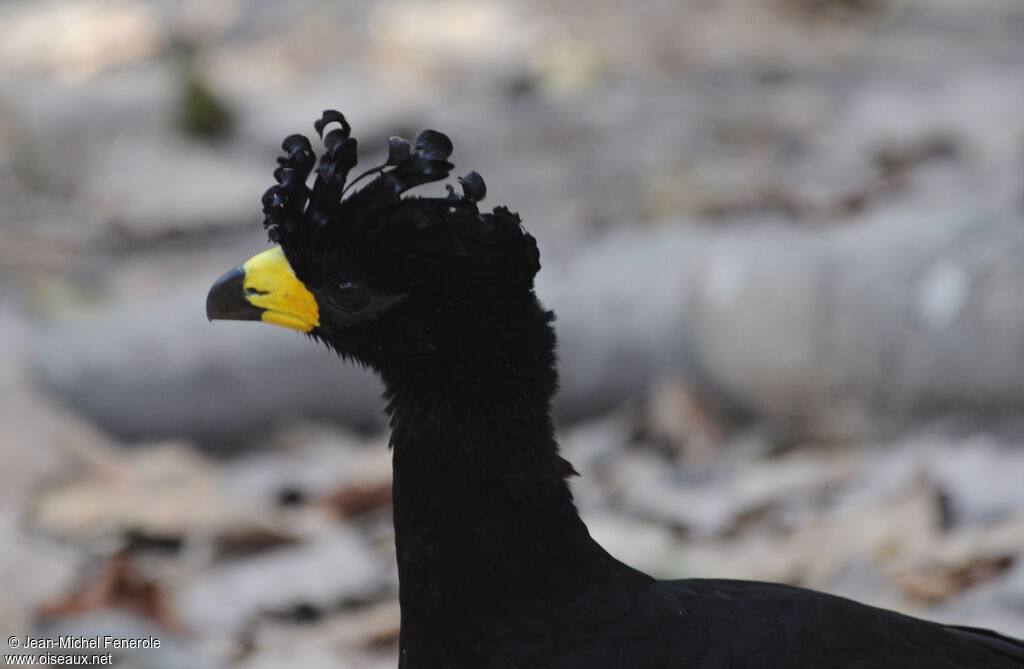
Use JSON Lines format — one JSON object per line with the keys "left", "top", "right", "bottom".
{"left": 887, "top": 554, "right": 1015, "bottom": 604}
{"left": 321, "top": 481, "right": 393, "bottom": 520}
{"left": 213, "top": 524, "right": 299, "bottom": 560}
{"left": 37, "top": 550, "right": 178, "bottom": 630}
{"left": 646, "top": 380, "right": 726, "bottom": 462}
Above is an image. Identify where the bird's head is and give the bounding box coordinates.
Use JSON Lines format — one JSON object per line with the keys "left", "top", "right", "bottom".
{"left": 207, "top": 111, "right": 545, "bottom": 379}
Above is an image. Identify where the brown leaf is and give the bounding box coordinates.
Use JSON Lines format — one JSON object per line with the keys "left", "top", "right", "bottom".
{"left": 888, "top": 554, "right": 1015, "bottom": 604}
{"left": 36, "top": 550, "right": 179, "bottom": 630}
{"left": 321, "top": 481, "right": 393, "bottom": 520}
{"left": 213, "top": 524, "right": 300, "bottom": 560}
{"left": 645, "top": 380, "right": 726, "bottom": 463}
{"left": 337, "top": 599, "right": 402, "bottom": 650}
{"left": 873, "top": 134, "right": 959, "bottom": 179}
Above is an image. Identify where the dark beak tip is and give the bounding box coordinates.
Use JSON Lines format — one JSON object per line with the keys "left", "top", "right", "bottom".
{"left": 206, "top": 266, "right": 264, "bottom": 323}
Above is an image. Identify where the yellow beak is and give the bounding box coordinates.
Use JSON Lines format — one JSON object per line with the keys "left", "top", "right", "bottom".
{"left": 206, "top": 246, "right": 320, "bottom": 332}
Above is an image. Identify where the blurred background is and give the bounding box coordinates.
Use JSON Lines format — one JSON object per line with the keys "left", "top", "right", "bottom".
{"left": 2, "top": 0, "right": 1024, "bottom": 666}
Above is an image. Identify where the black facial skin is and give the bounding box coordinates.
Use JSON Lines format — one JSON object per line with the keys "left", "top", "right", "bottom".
{"left": 302, "top": 258, "right": 546, "bottom": 391}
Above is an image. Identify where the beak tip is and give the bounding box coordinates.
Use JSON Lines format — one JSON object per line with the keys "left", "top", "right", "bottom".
{"left": 206, "top": 266, "right": 261, "bottom": 323}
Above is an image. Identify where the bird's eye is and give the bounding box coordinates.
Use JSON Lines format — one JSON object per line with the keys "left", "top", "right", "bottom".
{"left": 332, "top": 281, "right": 369, "bottom": 312}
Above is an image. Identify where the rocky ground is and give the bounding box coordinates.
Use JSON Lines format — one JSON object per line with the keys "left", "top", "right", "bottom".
{"left": 2, "top": 1, "right": 1024, "bottom": 667}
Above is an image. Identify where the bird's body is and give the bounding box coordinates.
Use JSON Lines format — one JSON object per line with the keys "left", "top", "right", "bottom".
{"left": 207, "top": 111, "right": 1024, "bottom": 668}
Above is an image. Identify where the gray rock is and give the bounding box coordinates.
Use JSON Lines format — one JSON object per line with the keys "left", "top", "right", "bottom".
{"left": 682, "top": 202, "right": 1024, "bottom": 437}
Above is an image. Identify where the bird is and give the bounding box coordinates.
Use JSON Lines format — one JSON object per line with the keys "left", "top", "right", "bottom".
{"left": 207, "top": 110, "right": 1024, "bottom": 668}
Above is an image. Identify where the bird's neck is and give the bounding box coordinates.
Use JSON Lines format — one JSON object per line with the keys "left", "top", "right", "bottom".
{"left": 381, "top": 305, "right": 610, "bottom": 632}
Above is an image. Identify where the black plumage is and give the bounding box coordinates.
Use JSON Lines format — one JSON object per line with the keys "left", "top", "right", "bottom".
{"left": 207, "top": 111, "right": 1024, "bottom": 668}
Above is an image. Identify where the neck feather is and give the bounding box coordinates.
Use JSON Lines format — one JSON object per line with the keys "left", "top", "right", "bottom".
{"left": 382, "top": 299, "right": 608, "bottom": 630}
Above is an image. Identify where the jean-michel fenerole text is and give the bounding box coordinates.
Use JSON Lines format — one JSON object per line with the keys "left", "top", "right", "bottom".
{"left": 17, "top": 636, "right": 160, "bottom": 650}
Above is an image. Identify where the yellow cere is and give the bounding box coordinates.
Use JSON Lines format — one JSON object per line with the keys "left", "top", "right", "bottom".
{"left": 241, "top": 246, "right": 320, "bottom": 332}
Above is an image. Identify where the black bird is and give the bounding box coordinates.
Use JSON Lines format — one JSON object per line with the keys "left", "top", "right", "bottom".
{"left": 207, "top": 111, "right": 1024, "bottom": 668}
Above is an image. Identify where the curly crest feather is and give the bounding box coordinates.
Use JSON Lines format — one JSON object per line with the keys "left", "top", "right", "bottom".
{"left": 261, "top": 111, "right": 540, "bottom": 289}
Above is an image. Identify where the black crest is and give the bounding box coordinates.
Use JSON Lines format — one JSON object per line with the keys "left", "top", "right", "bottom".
{"left": 261, "top": 111, "right": 540, "bottom": 288}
